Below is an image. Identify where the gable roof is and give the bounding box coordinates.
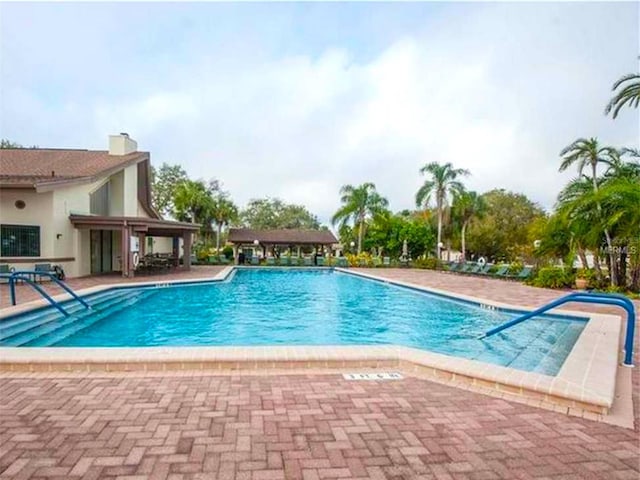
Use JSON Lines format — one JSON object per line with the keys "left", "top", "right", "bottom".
{"left": 0, "top": 148, "right": 149, "bottom": 189}
{"left": 228, "top": 228, "right": 338, "bottom": 245}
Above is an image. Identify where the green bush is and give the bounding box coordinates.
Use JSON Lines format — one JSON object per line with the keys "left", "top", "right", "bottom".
{"left": 413, "top": 257, "right": 441, "bottom": 270}
{"left": 222, "top": 246, "right": 234, "bottom": 259}
{"left": 346, "top": 252, "right": 373, "bottom": 267}
{"left": 531, "top": 267, "right": 574, "bottom": 289}
{"left": 507, "top": 261, "right": 524, "bottom": 275}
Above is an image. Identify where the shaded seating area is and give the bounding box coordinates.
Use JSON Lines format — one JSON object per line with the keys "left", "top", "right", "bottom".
{"left": 228, "top": 228, "right": 338, "bottom": 266}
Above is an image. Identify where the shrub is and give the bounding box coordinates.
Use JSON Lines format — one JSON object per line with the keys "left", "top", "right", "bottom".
{"left": 413, "top": 257, "right": 441, "bottom": 270}
{"left": 531, "top": 267, "right": 574, "bottom": 289}
{"left": 346, "top": 252, "right": 373, "bottom": 267}
{"left": 507, "top": 261, "right": 524, "bottom": 275}
{"left": 222, "top": 246, "right": 234, "bottom": 259}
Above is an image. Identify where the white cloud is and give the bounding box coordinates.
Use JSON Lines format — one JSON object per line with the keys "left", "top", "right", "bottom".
{"left": 1, "top": 2, "right": 637, "bottom": 224}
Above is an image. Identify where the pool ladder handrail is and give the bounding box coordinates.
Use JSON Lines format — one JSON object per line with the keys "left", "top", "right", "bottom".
{"left": 1, "top": 271, "right": 91, "bottom": 317}
{"left": 478, "top": 291, "right": 636, "bottom": 367}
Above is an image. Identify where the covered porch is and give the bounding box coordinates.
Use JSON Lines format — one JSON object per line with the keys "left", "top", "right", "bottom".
{"left": 69, "top": 215, "right": 200, "bottom": 277}
{"left": 227, "top": 228, "right": 339, "bottom": 264}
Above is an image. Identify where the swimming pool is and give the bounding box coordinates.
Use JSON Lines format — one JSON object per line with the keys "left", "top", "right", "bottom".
{"left": 0, "top": 269, "right": 587, "bottom": 375}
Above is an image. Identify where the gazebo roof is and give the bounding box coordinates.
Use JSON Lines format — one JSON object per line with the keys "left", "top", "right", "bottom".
{"left": 228, "top": 228, "right": 338, "bottom": 245}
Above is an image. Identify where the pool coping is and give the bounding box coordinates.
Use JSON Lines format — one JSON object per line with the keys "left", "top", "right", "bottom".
{"left": 0, "top": 266, "right": 627, "bottom": 423}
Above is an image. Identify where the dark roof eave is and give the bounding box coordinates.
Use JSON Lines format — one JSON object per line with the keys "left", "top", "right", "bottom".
{"left": 69, "top": 214, "right": 200, "bottom": 231}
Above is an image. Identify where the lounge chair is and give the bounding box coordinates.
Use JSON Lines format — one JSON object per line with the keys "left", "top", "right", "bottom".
{"left": 266, "top": 256, "right": 276, "bottom": 266}
{"left": 511, "top": 266, "right": 532, "bottom": 280}
{"left": 290, "top": 256, "right": 300, "bottom": 266}
{"left": 467, "top": 264, "right": 482, "bottom": 274}
{"left": 492, "top": 265, "right": 509, "bottom": 278}
{"left": 279, "top": 257, "right": 290, "bottom": 266}
{"left": 303, "top": 256, "right": 313, "bottom": 266}
{"left": 337, "top": 257, "right": 348, "bottom": 267}
{"left": 457, "top": 263, "right": 472, "bottom": 273}
{"left": 448, "top": 263, "right": 461, "bottom": 272}
{"left": 316, "top": 257, "right": 325, "bottom": 266}
{"left": 250, "top": 256, "right": 259, "bottom": 266}
{"left": 477, "top": 264, "right": 493, "bottom": 275}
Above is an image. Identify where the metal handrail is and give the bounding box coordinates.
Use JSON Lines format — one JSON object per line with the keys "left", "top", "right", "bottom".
{"left": 479, "top": 292, "right": 636, "bottom": 367}
{"left": 2, "top": 271, "right": 91, "bottom": 316}
{"left": 1, "top": 273, "right": 69, "bottom": 317}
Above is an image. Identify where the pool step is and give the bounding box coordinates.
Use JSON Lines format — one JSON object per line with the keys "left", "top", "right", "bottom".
{"left": 0, "top": 290, "right": 146, "bottom": 346}
{"left": 25, "top": 291, "right": 153, "bottom": 347}
{"left": 0, "top": 289, "right": 132, "bottom": 341}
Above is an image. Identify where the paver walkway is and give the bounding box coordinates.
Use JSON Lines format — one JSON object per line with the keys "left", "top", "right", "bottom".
{"left": 1, "top": 267, "right": 639, "bottom": 479}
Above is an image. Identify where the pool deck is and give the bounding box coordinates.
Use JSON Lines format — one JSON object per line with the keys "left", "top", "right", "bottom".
{"left": 0, "top": 267, "right": 638, "bottom": 479}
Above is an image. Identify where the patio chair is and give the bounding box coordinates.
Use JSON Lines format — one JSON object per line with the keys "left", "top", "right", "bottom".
{"left": 290, "top": 256, "right": 300, "bottom": 266}
{"left": 266, "top": 256, "right": 276, "bottom": 266}
{"left": 448, "top": 262, "right": 461, "bottom": 272}
{"left": 250, "top": 256, "right": 260, "bottom": 266}
{"left": 316, "top": 257, "right": 325, "bottom": 267}
{"left": 373, "top": 257, "right": 382, "bottom": 267}
{"left": 34, "top": 263, "right": 54, "bottom": 283}
{"left": 383, "top": 257, "right": 390, "bottom": 266}
{"left": 279, "top": 256, "right": 290, "bottom": 266}
{"left": 0, "top": 264, "right": 12, "bottom": 284}
{"left": 337, "top": 257, "right": 348, "bottom": 267}
{"left": 303, "top": 256, "right": 313, "bottom": 266}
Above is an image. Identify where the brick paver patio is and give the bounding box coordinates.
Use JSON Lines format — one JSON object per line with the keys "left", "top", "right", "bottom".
{"left": 1, "top": 267, "right": 639, "bottom": 479}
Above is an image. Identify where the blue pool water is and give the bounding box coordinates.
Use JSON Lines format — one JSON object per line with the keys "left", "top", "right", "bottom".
{"left": 0, "top": 269, "right": 587, "bottom": 374}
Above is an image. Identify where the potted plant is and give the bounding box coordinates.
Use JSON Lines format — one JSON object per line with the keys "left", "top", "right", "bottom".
{"left": 575, "top": 269, "right": 590, "bottom": 290}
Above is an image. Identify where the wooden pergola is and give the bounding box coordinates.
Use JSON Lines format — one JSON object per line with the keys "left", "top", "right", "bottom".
{"left": 69, "top": 215, "right": 200, "bottom": 277}
{"left": 227, "top": 228, "right": 338, "bottom": 263}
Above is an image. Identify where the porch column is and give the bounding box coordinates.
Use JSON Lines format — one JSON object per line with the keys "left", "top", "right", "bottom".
{"left": 139, "top": 232, "right": 146, "bottom": 256}
{"left": 297, "top": 245, "right": 301, "bottom": 257}
{"left": 121, "top": 225, "right": 132, "bottom": 277}
{"left": 232, "top": 244, "right": 239, "bottom": 264}
{"left": 183, "top": 230, "right": 192, "bottom": 270}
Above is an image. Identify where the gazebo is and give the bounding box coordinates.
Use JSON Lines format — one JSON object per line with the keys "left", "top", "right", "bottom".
{"left": 227, "top": 228, "right": 338, "bottom": 263}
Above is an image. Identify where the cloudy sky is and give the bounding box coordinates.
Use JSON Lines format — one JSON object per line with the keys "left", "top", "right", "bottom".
{"left": 1, "top": 2, "right": 638, "bottom": 224}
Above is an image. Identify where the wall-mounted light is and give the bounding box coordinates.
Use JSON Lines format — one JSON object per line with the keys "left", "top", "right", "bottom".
{"left": 56, "top": 234, "right": 63, "bottom": 239}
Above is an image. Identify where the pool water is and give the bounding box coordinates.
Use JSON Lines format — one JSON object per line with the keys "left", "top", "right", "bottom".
{"left": 0, "top": 269, "right": 586, "bottom": 375}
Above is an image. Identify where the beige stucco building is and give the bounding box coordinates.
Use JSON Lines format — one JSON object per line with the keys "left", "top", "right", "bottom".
{"left": 0, "top": 134, "right": 198, "bottom": 278}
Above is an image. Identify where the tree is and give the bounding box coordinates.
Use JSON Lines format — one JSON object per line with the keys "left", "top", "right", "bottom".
{"left": 559, "top": 138, "right": 620, "bottom": 285}
{"left": 240, "top": 198, "right": 320, "bottom": 230}
{"left": 151, "top": 163, "right": 188, "bottom": 217}
{"left": 605, "top": 73, "right": 640, "bottom": 119}
{"left": 211, "top": 194, "right": 238, "bottom": 254}
{"left": 415, "top": 162, "right": 469, "bottom": 259}
{"left": 452, "top": 190, "right": 486, "bottom": 261}
{"left": 1, "top": 139, "right": 23, "bottom": 149}
{"left": 332, "top": 183, "right": 389, "bottom": 254}
{"left": 466, "top": 189, "right": 545, "bottom": 261}
{"left": 0, "top": 139, "right": 37, "bottom": 149}
{"left": 173, "top": 180, "right": 216, "bottom": 238}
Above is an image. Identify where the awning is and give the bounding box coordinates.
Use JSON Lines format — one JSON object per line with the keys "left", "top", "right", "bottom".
{"left": 69, "top": 215, "right": 200, "bottom": 237}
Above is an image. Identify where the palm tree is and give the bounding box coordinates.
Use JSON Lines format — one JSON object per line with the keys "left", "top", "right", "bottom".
{"left": 332, "top": 183, "right": 389, "bottom": 254}
{"left": 173, "top": 180, "right": 215, "bottom": 240}
{"left": 211, "top": 195, "right": 238, "bottom": 255}
{"left": 415, "top": 162, "right": 469, "bottom": 259}
{"left": 452, "top": 190, "right": 486, "bottom": 261}
{"left": 559, "top": 138, "right": 620, "bottom": 284}
{"left": 605, "top": 73, "right": 640, "bottom": 119}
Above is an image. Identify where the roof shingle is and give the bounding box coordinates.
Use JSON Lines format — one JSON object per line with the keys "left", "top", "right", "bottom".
{"left": 0, "top": 148, "right": 148, "bottom": 187}
{"left": 228, "top": 228, "right": 337, "bottom": 245}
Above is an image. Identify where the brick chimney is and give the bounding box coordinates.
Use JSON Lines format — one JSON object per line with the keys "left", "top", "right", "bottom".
{"left": 108, "top": 133, "right": 138, "bottom": 155}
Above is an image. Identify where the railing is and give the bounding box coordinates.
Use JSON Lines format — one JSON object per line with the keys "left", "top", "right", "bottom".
{"left": 1, "top": 271, "right": 90, "bottom": 317}
{"left": 479, "top": 292, "right": 636, "bottom": 367}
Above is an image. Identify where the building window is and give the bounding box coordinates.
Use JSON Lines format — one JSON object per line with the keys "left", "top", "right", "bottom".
{"left": 0, "top": 225, "right": 40, "bottom": 257}
{"left": 90, "top": 182, "right": 110, "bottom": 216}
